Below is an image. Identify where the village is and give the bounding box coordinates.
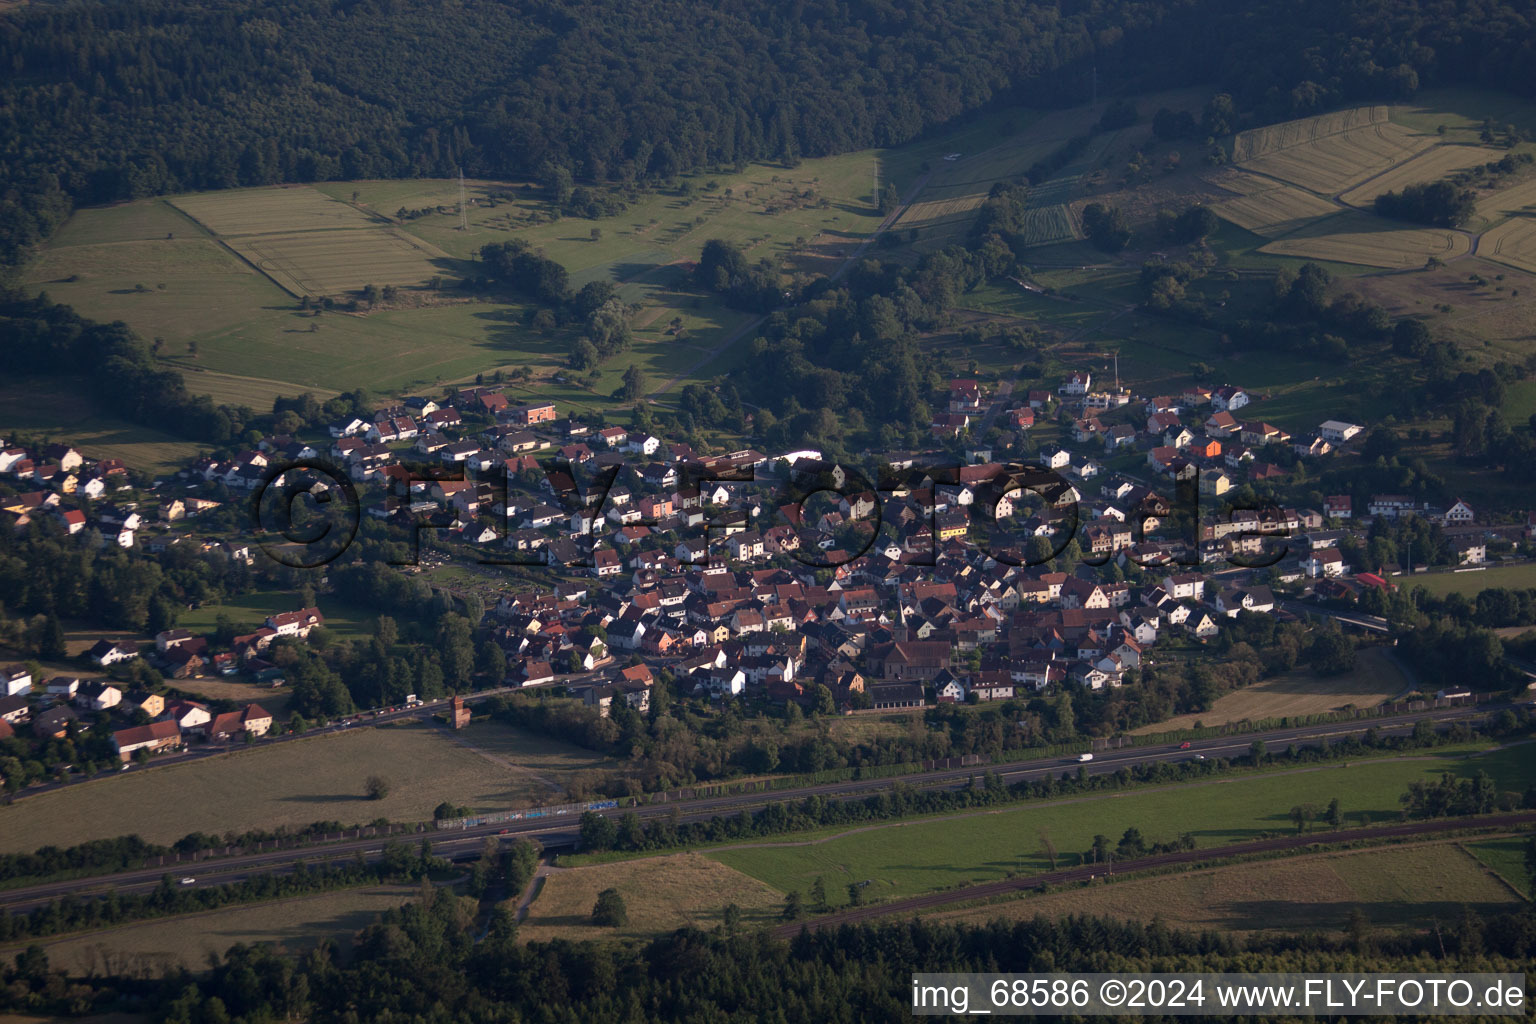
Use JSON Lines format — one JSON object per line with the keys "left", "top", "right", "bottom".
{"left": 2, "top": 368, "right": 1534, "bottom": 786}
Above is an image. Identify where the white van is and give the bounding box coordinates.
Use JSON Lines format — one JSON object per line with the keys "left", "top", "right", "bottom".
{"left": 1077, "top": 753, "right": 1094, "bottom": 763}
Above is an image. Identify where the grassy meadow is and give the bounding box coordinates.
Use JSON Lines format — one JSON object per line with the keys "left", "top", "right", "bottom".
{"left": 1130, "top": 646, "right": 1410, "bottom": 734}
{"left": 10, "top": 884, "right": 419, "bottom": 976}
{"left": 931, "top": 840, "right": 1525, "bottom": 934}
{"left": 0, "top": 720, "right": 619, "bottom": 852}
{"left": 703, "top": 744, "right": 1536, "bottom": 909}
{"left": 517, "top": 852, "right": 784, "bottom": 943}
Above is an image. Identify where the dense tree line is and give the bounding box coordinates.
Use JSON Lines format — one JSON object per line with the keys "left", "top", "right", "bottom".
{"left": 0, "top": 852, "right": 429, "bottom": 944}
{"left": 1374, "top": 178, "right": 1477, "bottom": 227}
{"left": 9, "top": 871, "right": 1535, "bottom": 1021}
{"left": 7, "top": 0, "right": 1536, "bottom": 278}
{"left": 0, "top": 290, "right": 252, "bottom": 442}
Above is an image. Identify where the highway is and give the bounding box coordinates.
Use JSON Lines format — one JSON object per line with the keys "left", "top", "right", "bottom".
{"left": 0, "top": 700, "right": 1511, "bottom": 914}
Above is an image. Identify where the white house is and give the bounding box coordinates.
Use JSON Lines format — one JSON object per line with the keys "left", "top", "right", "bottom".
{"left": 1318, "top": 420, "right": 1363, "bottom": 444}
{"left": 2, "top": 665, "right": 32, "bottom": 697}
{"left": 1443, "top": 499, "right": 1475, "bottom": 525}
{"left": 1302, "top": 548, "right": 1346, "bottom": 577}
{"left": 1212, "top": 386, "right": 1249, "bottom": 412}
{"left": 1058, "top": 371, "right": 1091, "bottom": 396}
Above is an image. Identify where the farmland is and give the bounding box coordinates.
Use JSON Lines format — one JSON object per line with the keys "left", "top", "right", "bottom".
{"left": 931, "top": 841, "right": 1524, "bottom": 935}
{"left": 1480, "top": 216, "right": 1536, "bottom": 274}
{"left": 1231, "top": 106, "right": 1390, "bottom": 164}
{"left": 705, "top": 745, "right": 1535, "bottom": 908}
{"left": 1338, "top": 143, "right": 1506, "bottom": 208}
{"left": 0, "top": 377, "right": 204, "bottom": 475}
{"left": 1258, "top": 210, "right": 1470, "bottom": 268}
{"left": 12, "top": 884, "right": 417, "bottom": 976}
{"left": 1234, "top": 106, "right": 1435, "bottom": 195}
{"left": 1402, "top": 562, "right": 1536, "bottom": 598}
{"left": 0, "top": 720, "right": 617, "bottom": 852}
{"left": 1465, "top": 835, "right": 1536, "bottom": 896}
{"left": 517, "top": 852, "right": 784, "bottom": 943}
{"left": 1207, "top": 171, "right": 1342, "bottom": 237}
{"left": 1130, "top": 646, "right": 1409, "bottom": 734}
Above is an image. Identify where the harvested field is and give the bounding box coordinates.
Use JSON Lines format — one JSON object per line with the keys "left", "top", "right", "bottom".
{"left": 1207, "top": 170, "right": 1342, "bottom": 237}
{"left": 1480, "top": 216, "right": 1536, "bottom": 274}
{"left": 518, "top": 853, "right": 784, "bottom": 942}
{"left": 1339, "top": 144, "right": 1506, "bottom": 207}
{"left": 21, "top": 884, "right": 417, "bottom": 976}
{"left": 1473, "top": 176, "right": 1536, "bottom": 225}
{"left": 1232, "top": 106, "right": 1390, "bottom": 164}
{"left": 1235, "top": 106, "right": 1436, "bottom": 196}
{"left": 169, "top": 187, "right": 380, "bottom": 237}
{"left": 226, "top": 228, "right": 445, "bottom": 296}
{"left": 1130, "top": 646, "right": 1408, "bottom": 734}
{"left": 929, "top": 841, "right": 1522, "bottom": 934}
{"left": 1258, "top": 210, "right": 1469, "bottom": 268}
{"left": 0, "top": 721, "right": 617, "bottom": 852}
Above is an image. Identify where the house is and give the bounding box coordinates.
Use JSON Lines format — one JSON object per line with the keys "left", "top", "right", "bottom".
{"left": 1212, "top": 386, "right": 1249, "bottom": 412}
{"left": 508, "top": 402, "right": 557, "bottom": 426}
{"left": 1302, "top": 548, "right": 1346, "bottom": 577}
{"left": 1368, "top": 494, "right": 1419, "bottom": 519}
{"left": 1318, "top": 420, "right": 1363, "bottom": 444}
{"left": 55, "top": 508, "right": 87, "bottom": 534}
{"left": 0, "top": 694, "right": 29, "bottom": 725}
{"left": 1059, "top": 371, "right": 1091, "bottom": 396}
{"left": 1204, "top": 411, "right": 1240, "bottom": 436}
{"left": 1185, "top": 611, "right": 1220, "bottom": 639}
{"left": 1443, "top": 498, "right": 1475, "bottom": 525}
{"left": 266, "top": 607, "right": 324, "bottom": 638}
{"left": 869, "top": 640, "right": 950, "bottom": 680}
{"left": 2, "top": 664, "right": 31, "bottom": 697}
{"left": 869, "top": 682, "right": 925, "bottom": 709}
{"left": 87, "top": 639, "right": 140, "bottom": 667}
{"left": 1198, "top": 470, "right": 1233, "bottom": 497}
{"left": 112, "top": 720, "right": 181, "bottom": 762}
{"left": 1455, "top": 540, "right": 1487, "bottom": 565}
{"left": 32, "top": 705, "right": 78, "bottom": 739}
{"left": 45, "top": 676, "right": 80, "bottom": 699}
{"left": 1324, "top": 495, "right": 1352, "bottom": 520}
{"left": 161, "top": 699, "right": 210, "bottom": 733}
{"left": 76, "top": 681, "right": 123, "bottom": 711}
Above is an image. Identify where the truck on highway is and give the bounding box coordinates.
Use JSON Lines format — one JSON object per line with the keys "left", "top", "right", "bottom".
{"left": 1077, "top": 753, "right": 1094, "bottom": 763}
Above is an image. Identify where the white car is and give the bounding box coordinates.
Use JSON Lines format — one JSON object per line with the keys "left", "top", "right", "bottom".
{"left": 1077, "top": 753, "right": 1094, "bottom": 763}
{"left": 179, "top": 877, "right": 196, "bottom": 886}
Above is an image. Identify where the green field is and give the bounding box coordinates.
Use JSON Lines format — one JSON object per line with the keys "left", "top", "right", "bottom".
{"left": 1405, "top": 563, "right": 1536, "bottom": 598}
{"left": 1465, "top": 834, "right": 1536, "bottom": 896}
{"left": 175, "top": 591, "right": 389, "bottom": 644}
{"left": 0, "top": 377, "right": 205, "bottom": 474}
{"left": 0, "top": 719, "right": 620, "bottom": 852}
{"left": 706, "top": 745, "right": 1536, "bottom": 907}
{"left": 933, "top": 840, "right": 1525, "bottom": 934}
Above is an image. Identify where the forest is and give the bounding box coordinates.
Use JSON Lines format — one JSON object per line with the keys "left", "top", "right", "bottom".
{"left": 4, "top": 893, "right": 1535, "bottom": 1021}
{"left": 6, "top": 0, "right": 1536, "bottom": 273}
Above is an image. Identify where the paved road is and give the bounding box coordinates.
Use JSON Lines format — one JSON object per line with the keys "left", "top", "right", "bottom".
{"left": 0, "top": 701, "right": 1508, "bottom": 914}
{"left": 771, "top": 808, "right": 1536, "bottom": 937}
